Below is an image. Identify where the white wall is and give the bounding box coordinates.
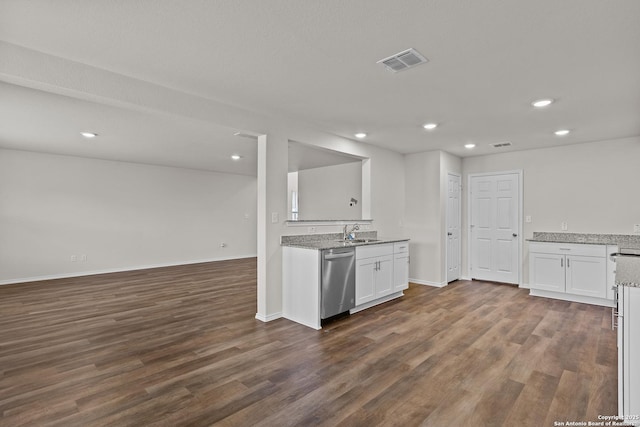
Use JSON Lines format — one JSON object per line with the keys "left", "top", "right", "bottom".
{"left": 297, "top": 162, "right": 362, "bottom": 220}
{"left": 404, "top": 151, "right": 441, "bottom": 285}
{"left": 461, "top": 136, "right": 640, "bottom": 284}
{"left": 403, "top": 150, "right": 462, "bottom": 286}
{"left": 257, "top": 133, "right": 405, "bottom": 321}
{"left": 279, "top": 135, "right": 405, "bottom": 240}
{"left": 0, "top": 149, "right": 257, "bottom": 284}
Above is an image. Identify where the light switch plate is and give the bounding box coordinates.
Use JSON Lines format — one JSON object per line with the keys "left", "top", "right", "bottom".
{"left": 525, "top": 215, "right": 532, "bottom": 223}
{"left": 561, "top": 222, "right": 568, "bottom": 231}
{"left": 271, "top": 212, "right": 279, "bottom": 223}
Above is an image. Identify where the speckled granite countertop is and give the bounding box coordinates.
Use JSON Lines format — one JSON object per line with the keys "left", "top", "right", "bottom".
{"left": 614, "top": 253, "right": 640, "bottom": 288}
{"left": 528, "top": 232, "right": 640, "bottom": 249}
{"left": 281, "top": 232, "right": 409, "bottom": 250}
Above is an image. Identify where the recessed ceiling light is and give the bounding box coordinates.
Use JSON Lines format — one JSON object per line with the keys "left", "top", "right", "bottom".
{"left": 554, "top": 129, "right": 571, "bottom": 136}
{"left": 231, "top": 154, "right": 242, "bottom": 160}
{"left": 532, "top": 99, "right": 554, "bottom": 108}
{"left": 423, "top": 123, "right": 438, "bottom": 130}
{"left": 80, "top": 132, "right": 98, "bottom": 138}
{"left": 464, "top": 143, "right": 476, "bottom": 149}
{"left": 354, "top": 133, "right": 367, "bottom": 139}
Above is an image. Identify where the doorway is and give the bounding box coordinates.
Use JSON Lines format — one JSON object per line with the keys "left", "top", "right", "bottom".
{"left": 446, "top": 173, "right": 461, "bottom": 283}
{"left": 468, "top": 171, "right": 522, "bottom": 285}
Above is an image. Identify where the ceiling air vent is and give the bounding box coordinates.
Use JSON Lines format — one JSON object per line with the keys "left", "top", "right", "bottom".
{"left": 490, "top": 141, "right": 513, "bottom": 148}
{"left": 377, "top": 48, "right": 428, "bottom": 73}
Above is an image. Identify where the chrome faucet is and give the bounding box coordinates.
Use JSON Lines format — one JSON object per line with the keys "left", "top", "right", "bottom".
{"left": 343, "top": 223, "right": 360, "bottom": 241}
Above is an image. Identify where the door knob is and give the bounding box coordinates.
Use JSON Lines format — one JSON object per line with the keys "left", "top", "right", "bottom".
{"left": 512, "top": 233, "right": 518, "bottom": 237}
{"left": 447, "top": 232, "right": 453, "bottom": 236}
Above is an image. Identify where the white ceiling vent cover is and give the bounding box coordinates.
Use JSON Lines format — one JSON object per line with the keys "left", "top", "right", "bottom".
{"left": 490, "top": 141, "right": 513, "bottom": 148}
{"left": 377, "top": 48, "right": 429, "bottom": 73}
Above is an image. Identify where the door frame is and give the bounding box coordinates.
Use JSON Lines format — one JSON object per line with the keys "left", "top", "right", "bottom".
{"left": 466, "top": 170, "right": 523, "bottom": 286}
{"left": 446, "top": 172, "right": 461, "bottom": 283}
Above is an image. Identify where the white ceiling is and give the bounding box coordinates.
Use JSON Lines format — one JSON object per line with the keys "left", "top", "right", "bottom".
{"left": 0, "top": 82, "right": 259, "bottom": 175}
{"left": 0, "top": 0, "right": 639, "bottom": 172}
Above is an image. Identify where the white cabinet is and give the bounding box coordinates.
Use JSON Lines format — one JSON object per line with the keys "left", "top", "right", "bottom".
{"left": 530, "top": 252, "right": 565, "bottom": 292}
{"left": 282, "top": 246, "right": 321, "bottom": 330}
{"left": 393, "top": 241, "right": 410, "bottom": 292}
{"left": 617, "top": 285, "right": 640, "bottom": 425}
{"left": 529, "top": 242, "right": 616, "bottom": 306}
{"left": 284, "top": 240, "right": 410, "bottom": 327}
{"left": 355, "top": 257, "right": 376, "bottom": 305}
{"left": 565, "top": 255, "right": 606, "bottom": 298}
{"left": 355, "top": 244, "right": 395, "bottom": 306}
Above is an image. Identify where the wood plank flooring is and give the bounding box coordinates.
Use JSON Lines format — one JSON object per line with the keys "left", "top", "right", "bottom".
{"left": 0, "top": 258, "right": 618, "bottom": 426}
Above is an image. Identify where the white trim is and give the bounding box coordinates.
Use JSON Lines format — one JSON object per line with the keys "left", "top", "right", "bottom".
{"left": 255, "top": 312, "right": 283, "bottom": 322}
{"left": 410, "top": 278, "right": 447, "bottom": 288}
{"left": 529, "top": 289, "right": 614, "bottom": 308}
{"left": 0, "top": 254, "right": 257, "bottom": 286}
{"left": 350, "top": 291, "right": 403, "bottom": 314}
{"left": 467, "top": 170, "right": 523, "bottom": 285}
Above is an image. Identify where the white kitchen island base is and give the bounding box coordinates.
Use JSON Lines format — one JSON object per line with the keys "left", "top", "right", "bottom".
{"left": 282, "top": 246, "right": 321, "bottom": 330}
{"left": 282, "top": 236, "right": 410, "bottom": 330}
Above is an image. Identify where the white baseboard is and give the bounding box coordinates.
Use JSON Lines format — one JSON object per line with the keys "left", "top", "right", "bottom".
{"left": 529, "top": 288, "right": 614, "bottom": 308}
{"left": 350, "top": 292, "right": 404, "bottom": 314}
{"left": 0, "top": 254, "right": 258, "bottom": 286}
{"left": 410, "top": 278, "right": 447, "bottom": 288}
{"left": 255, "top": 312, "right": 283, "bottom": 323}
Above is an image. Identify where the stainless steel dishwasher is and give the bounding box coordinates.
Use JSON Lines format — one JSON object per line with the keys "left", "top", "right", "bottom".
{"left": 321, "top": 247, "right": 356, "bottom": 319}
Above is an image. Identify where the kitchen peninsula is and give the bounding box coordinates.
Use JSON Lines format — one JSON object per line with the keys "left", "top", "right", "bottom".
{"left": 282, "top": 231, "right": 410, "bottom": 329}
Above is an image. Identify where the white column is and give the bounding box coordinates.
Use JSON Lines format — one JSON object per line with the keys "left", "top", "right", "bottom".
{"left": 256, "top": 132, "right": 288, "bottom": 321}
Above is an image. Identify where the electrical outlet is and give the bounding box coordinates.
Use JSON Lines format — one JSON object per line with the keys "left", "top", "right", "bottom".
{"left": 634, "top": 224, "right": 640, "bottom": 233}
{"left": 220, "top": 242, "right": 227, "bottom": 248}
{"left": 271, "top": 212, "right": 279, "bottom": 223}
{"left": 561, "top": 222, "right": 568, "bottom": 231}
{"left": 525, "top": 215, "right": 532, "bottom": 223}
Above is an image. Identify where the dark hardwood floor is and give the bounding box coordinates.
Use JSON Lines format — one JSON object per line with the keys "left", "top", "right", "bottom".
{"left": 0, "top": 258, "right": 618, "bottom": 426}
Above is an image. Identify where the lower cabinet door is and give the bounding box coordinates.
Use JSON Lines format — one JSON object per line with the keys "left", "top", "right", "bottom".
{"left": 355, "top": 258, "right": 376, "bottom": 305}
{"left": 394, "top": 254, "right": 409, "bottom": 292}
{"left": 530, "top": 252, "right": 565, "bottom": 292}
{"left": 375, "top": 255, "right": 394, "bottom": 297}
{"left": 565, "top": 255, "right": 606, "bottom": 298}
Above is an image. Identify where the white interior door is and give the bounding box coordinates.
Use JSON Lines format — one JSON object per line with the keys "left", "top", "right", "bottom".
{"left": 446, "top": 173, "right": 461, "bottom": 283}
{"left": 470, "top": 172, "right": 520, "bottom": 284}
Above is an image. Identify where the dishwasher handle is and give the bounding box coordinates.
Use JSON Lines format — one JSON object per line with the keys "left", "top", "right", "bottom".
{"left": 324, "top": 252, "right": 355, "bottom": 260}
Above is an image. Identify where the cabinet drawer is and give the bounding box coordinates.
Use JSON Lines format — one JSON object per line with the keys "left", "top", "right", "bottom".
{"left": 529, "top": 242, "right": 606, "bottom": 257}
{"left": 356, "top": 243, "right": 393, "bottom": 260}
{"left": 394, "top": 241, "right": 409, "bottom": 254}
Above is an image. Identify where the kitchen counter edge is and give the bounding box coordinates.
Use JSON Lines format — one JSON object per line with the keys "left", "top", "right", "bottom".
{"left": 281, "top": 238, "right": 410, "bottom": 251}
{"left": 527, "top": 232, "right": 640, "bottom": 249}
